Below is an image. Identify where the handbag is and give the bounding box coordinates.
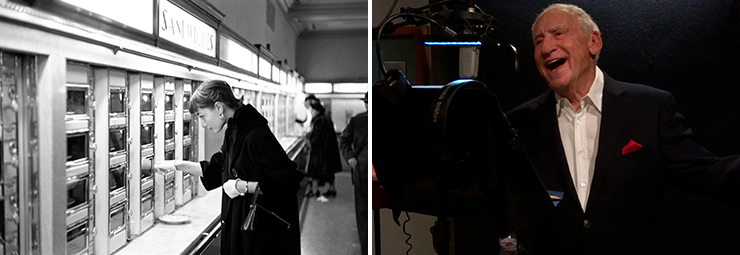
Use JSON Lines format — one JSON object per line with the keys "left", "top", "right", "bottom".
{"left": 241, "top": 185, "right": 291, "bottom": 235}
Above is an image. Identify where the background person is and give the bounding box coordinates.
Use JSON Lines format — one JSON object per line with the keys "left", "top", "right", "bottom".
{"left": 340, "top": 92, "right": 368, "bottom": 255}
{"left": 304, "top": 100, "right": 342, "bottom": 199}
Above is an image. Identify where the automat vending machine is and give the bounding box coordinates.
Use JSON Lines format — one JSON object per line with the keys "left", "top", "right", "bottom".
{"left": 154, "top": 77, "right": 176, "bottom": 218}
{"left": 2, "top": 51, "right": 41, "bottom": 255}
{"left": 133, "top": 73, "right": 156, "bottom": 235}
{"left": 175, "top": 80, "right": 196, "bottom": 206}
{"left": 65, "top": 62, "right": 95, "bottom": 255}
{"left": 98, "top": 68, "right": 130, "bottom": 254}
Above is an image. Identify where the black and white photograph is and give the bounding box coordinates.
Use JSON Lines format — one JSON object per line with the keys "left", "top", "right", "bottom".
{"left": 0, "top": 0, "right": 367, "bottom": 254}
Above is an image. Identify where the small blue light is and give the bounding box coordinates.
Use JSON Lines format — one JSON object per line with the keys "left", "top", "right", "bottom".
{"left": 424, "top": 41, "right": 482, "bottom": 46}
{"left": 411, "top": 85, "right": 445, "bottom": 89}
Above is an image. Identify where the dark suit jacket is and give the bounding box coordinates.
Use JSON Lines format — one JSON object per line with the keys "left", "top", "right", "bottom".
{"left": 506, "top": 73, "right": 740, "bottom": 255}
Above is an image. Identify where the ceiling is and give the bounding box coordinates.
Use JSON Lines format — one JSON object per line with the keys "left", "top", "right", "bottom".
{"left": 277, "top": 0, "right": 368, "bottom": 36}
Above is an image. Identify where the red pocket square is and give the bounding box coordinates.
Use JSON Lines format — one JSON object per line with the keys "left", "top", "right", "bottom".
{"left": 622, "top": 139, "right": 643, "bottom": 155}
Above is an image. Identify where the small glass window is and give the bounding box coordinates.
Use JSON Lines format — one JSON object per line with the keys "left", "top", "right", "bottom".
{"left": 109, "top": 128, "right": 126, "bottom": 153}
{"left": 110, "top": 207, "right": 125, "bottom": 233}
{"left": 165, "top": 150, "right": 174, "bottom": 160}
{"left": 109, "top": 165, "right": 125, "bottom": 192}
{"left": 66, "top": 222, "right": 88, "bottom": 255}
{"left": 67, "top": 133, "right": 88, "bottom": 162}
{"left": 141, "top": 92, "right": 153, "bottom": 112}
{"left": 141, "top": 194, "right": 153, "bottom": 214}
{"left": 183, "top": 145, "right": 191, "bottom": 161}
{"left": 141, "top": 156, "right": 153, "bottom": 179}
{"left": 183, "top": 120, "right": 191, "bottom": 137}
{"left": 109, "top": 91, "right": 125, "bottom": 114}
{"left": 165, "top": 183, "right": 174, "bottom": 200}
{"left": 66, "top": 177, "right": 88, "bottom": 209}
{"left": 183, "top": 94, "right": 191, "bottom": 110}
{"left": 164, "top": 94, "right": 174, "bottom": 111}
{"left": 183, "top": 175, "right": 192, "bottom": 189}
{"left": 165, "top": 122, "right": 174, "bottom": 140}
{"left": 141, "top": 124, "right": 153, "bottom": 146}
{"left": 67, "top": 89, "right": 87, "bottom": 115}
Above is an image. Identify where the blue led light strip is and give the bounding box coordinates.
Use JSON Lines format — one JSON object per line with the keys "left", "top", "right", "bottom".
{"left": 424, "top": 41, "right": 482, "bottom": 46}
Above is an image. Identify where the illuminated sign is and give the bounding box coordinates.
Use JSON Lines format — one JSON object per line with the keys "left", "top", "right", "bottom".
{"left": 159, "top": 0, "right": 216, "bottom": 57}
{"left": 220, "top": 36, "right": 257, "bottom": 74}
{"left": 304, "top": 83, "right": 332, "bottom": 93}
{"left": 333, "top": 83, "right": 369, "bottom": 93}
{"left": 259, "top": 57, "right": 272, "bottom": 80}
{"left": 60, "top": 0, "right": 154, "bottom": 34}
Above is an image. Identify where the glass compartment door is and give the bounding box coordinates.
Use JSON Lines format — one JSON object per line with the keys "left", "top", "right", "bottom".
{"left": 1, "top": 50, "right": 21, "bottom": 255}
{"left": 2, "top": 51, "right": 40, "bottom": 254}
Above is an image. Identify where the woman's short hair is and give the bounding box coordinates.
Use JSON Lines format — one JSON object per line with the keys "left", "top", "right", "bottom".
{"left": 307, "top": 100, "right": 325, "bottom": 114}
{"left": 305, "top": 94, "right": 319, "bottom": 102}
{"left": 189, "top": 80, "right": 243, "bottom": 114}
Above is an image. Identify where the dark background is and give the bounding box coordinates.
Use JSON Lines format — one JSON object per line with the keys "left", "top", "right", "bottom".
{"left": 473, "top": 1, "right": 740, "bottom": 253}
{"left": 374, "top": 0, "right": 740, "bottom": 253}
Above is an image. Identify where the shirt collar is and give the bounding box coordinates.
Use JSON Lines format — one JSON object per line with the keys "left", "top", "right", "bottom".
{"left": 554, "top": 66, "right": 604, "bottom": 115}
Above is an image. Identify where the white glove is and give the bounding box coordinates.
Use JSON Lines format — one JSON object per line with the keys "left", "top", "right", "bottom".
{"left": 223, "top": 179, "right": 242, "bottom": 198}
{"left": 153, "top": 160, "right": 177, "bottom": 175}
{"left": 245, "top": 181, "right": 262, "bottom": 194}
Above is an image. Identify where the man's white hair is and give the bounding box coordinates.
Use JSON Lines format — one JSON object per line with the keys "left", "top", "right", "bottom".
{"left": 532, "top": 3, "right": 601, "bottom": 60}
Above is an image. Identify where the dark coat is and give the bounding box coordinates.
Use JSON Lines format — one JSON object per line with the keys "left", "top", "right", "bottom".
{"left": 340, "top": 111, "right": 368, "bottom": 254}
{"left": 200, "top": 104, "right": 303, "bottom": 255}
{"left": 306, "top": 113, "right": 342, "bottom": 179}
{"left": 507, "top": 73, "right": 740, "bottom": 255}
{"left": 340, "top": 111, "right": 368, "bottom": 183}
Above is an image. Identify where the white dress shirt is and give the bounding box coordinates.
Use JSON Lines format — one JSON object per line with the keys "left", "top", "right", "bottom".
{"left": 554, "top": 67, "right": 604, "bottom": 211}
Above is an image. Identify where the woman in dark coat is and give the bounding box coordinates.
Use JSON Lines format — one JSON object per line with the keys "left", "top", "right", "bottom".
{"left": 155, "top": 80, "right": 303, "bottom": 255}
{"left": 305, "top": 101, "right": 343, "bottom": 198}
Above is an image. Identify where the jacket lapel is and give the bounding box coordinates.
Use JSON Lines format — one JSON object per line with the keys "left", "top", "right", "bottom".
{"left": 535, "top": 91, "right": 580, "bottom": 206}
{"left": 585, "top": 74, "right": 629, "bottom": 212}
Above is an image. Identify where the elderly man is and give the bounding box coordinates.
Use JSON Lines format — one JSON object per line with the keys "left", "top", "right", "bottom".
{"left": 506, "top": 3, "right": 740, "bottom": 255}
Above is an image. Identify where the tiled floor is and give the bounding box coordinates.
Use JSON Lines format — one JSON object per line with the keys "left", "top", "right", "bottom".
{"left": 201, "top": 171, "right": 362, "bottom": 255}
{"left": 300, "top": 171, "right": 362, "bottom": 255}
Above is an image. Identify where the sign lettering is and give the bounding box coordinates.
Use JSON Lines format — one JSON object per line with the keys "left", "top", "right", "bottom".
{"left": 159, "top": 0, "right": 216, "bottom": 57}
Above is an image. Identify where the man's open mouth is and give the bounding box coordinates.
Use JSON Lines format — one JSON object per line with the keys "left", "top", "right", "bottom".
{"left": 546, "top": 58, "right": 567, "bottom": 71}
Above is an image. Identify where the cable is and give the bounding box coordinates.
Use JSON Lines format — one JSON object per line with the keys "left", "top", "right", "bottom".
{"left": 380, "top": 0, "right": 399, "bottom": 25}
{"left": 375, "top": 13, "right": 454, "bottom": 78}
{"left": 402, "top": 211, "right": 413, "bottom": 255}
{"left": 410, "top": 0, "right": 462, "bottom": 14}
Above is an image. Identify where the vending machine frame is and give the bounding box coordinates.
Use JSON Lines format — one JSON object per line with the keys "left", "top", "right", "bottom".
{"left": 65, "top": 62, "right": 95, "bottom": 255}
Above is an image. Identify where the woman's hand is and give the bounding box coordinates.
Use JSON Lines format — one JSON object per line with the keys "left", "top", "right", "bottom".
{"left": 223, "top": 179, "right": 242, "bottom": 198}
{"left": 347, "top": 157, "right": 358, "bottom": 169}
{"left": 154, "top": 160, "right": 177, "bottom": 175}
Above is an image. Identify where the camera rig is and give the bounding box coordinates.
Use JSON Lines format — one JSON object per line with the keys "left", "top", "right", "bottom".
{"left": 373, "top": 1, "right": 552, "bottom": 254}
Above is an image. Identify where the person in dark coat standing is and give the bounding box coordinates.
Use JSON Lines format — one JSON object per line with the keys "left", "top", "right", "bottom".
{"left": 340, "top": 92, "right": 368, "bottom": 255}
{"left": 155, "top": 80, "right": 303, "bottom": 255}
{"left": 305, "top": 101, "right": 342, "bottom": 198}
